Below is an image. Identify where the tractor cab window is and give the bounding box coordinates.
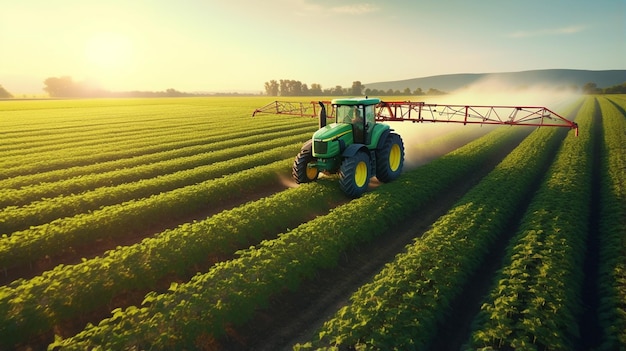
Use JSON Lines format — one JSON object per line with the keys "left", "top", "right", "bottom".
{"left": 336, "top": 105, "right": 367, "bottom": 143}
{"left": 364, "top": 104, "right": 375, "bottom": 144}
{"left": 364, "top": 105, "right": 375, "bottom": 126}
{"left": 336, "top": 105, "right": 364, "bottom": 125}
{"left": 336, "top": 105, "right": 355, "bottom": 124}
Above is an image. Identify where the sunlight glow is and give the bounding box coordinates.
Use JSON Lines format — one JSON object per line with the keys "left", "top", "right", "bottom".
{"left": 85, "top": 32, "right": 133, "bottom": 70}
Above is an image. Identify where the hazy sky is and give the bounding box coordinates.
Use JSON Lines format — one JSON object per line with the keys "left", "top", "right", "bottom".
{"left": 1, "top": 0, "right": 624, "bottom": 94}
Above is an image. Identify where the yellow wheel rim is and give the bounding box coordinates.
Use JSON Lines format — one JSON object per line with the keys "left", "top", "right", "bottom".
{"left": 355, "top": 161, "right": 368, "bottom": 187}
{"left": 306, "top": 165, "right": 318, "bottom": 180}
{"left": 389, "top": 144, "right": 401, "bottom": 171}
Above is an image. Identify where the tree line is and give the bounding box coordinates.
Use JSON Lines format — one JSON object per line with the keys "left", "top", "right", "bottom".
{"left": 263, "top": 79, "right": 446, "bottom": 96}
{"left": 1, "top": 78, "right": 626, "bottom": 99}
{"left": 40, "top": 76, "right": 212, "bottom": 98}
{"left": 0, "top": 76, "right": 250, "bottom": 99}
{"left": 582, "top": 81, "right": 626, "bottom": 94}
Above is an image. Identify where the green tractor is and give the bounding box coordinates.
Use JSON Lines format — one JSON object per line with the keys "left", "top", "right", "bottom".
{"left": 292, "top": 97, "right": 405, "bottom": 198}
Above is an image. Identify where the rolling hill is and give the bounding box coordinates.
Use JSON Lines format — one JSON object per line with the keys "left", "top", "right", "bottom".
{"left": 364, "top": 69, "right": 626, "bottom": 93}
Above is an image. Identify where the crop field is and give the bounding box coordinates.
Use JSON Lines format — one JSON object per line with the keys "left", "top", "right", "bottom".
{"left": 0, "top": 95, "right": 624, "bottom": 350}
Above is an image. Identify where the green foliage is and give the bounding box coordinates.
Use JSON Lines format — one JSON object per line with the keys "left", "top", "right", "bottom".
{"left": 467, "top": 97, "right": 596, "bottom": 350}
{"left": 297, "top": 107, "right": 571, "bottom": 350}
{"left": 0, "top": 96, "right": 623, "bottom": 350}
{"left": 596, "top": 96, "right": 626, "bottom": 350}
{"left": 50, "top": 122, "right": 524, "bottom": 349}
{"left": 0, "top": 132, "right": 312, "bottom": 234}
{"left": 0, "top": 170, "right": 345, "bottom": 348}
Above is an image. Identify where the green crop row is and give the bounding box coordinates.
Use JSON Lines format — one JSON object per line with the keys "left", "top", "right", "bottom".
{"left": 0, "top": 110, "right": 297, "bottom": 159}
{"left": 0, "top": 101, "right": 228, "bottom": 143}
{"left": 0, "top": 112, "right": 211, "bottom": 156}
{"left": 0, "top": 131, "right": 312, "bottom": 232}
{"left": 0, "top": 119, "right": 313, "bottom": 190}
{"left": 0, "top": 126, "right": 313, "bottom": 209}
{"left": 596, "top": 96, "right": 626, "bottom": 350}
{"left": 0, "top": 97, "right": 285, "bottom": 145}
{"left": 0, "top": 151, "right": 301, "bottom": 270}
{"left": 466, "top": 98, "right": 594, "bottom": 350}
{"left": 0, "top": 116, "right": 313, "bottom": 180}
{"left": 0, "top": 109, "right": 297, "bottom": 159}
{"left": 295, "top": 113, "right": 570, "bottom": 350}
{"left": 49, "top": 127, "right": 526, "bottom": 350}
{"left": 0, "top": 178, "right": 346, "bottom": 349}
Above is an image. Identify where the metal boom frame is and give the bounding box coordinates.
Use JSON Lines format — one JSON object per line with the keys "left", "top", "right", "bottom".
{"left": 252, "top": 100, "right": 578, "bottom": 135}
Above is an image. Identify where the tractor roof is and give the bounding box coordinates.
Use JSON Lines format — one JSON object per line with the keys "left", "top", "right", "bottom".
{"left": 331, "top": 97, "right": 381, "bottom": 106}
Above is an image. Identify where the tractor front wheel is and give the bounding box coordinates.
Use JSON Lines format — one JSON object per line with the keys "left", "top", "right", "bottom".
{"left": 339, "top": 151, "right": 371, "bottom": 198}
{"left": 376, "top": 133, "right": 405, "bottom": 183}
{"left": 292, "top": 148, "right": 318, "bottom": 183}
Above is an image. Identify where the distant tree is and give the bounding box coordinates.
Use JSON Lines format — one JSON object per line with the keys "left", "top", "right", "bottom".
{"left": 582, "top": 82, "right": 601, "bottom": 94}
{"left": 278, "top": 79, "right": 289, "bottom": 96}
{"left": 309, "top": 83, "right": 323, "bottom": 96}
{"left": 413, "top": 87, "right": 424, "bottom": 95}
{"left": 165, "top": 88, "right": 185, "bottom": 97}
{"left": 426, "top": 88, "right": 446, "bottom": 95}
{"left": 43, "top": 76, "right": 111, "bottom": 97}
{"left": 0, "top": 84, "right": 12, "bottom": 98}
{"left": 261, "top": 79, "right": 378, "bottom": 96}
{"left": 403, "top": 87, "right": 411, "bottom": 95}
{"left": 332, "top": 85, "right": 344, "bottom": 96}
{"left": 603, "top": 82, "right": 626, "bottom": 94}
{"left": 44, "top": 76, "right": 80, "bottom": 97}
{"left": 351, "top": 81, "right": 364, "bottom": 96}
{"left": 264, "top": 80, "right": 279, "bottom": 96}
{"left": 291, "top": 80, "right": 303, "bottom": 96}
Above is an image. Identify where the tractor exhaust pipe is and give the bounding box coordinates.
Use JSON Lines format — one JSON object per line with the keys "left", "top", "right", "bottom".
{"left": 318, "top": 101, "right": 327, "bottom": 128}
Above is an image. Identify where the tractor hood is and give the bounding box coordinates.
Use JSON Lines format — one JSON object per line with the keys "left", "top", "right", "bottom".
{"left": 313, "top": 122, "right": 352, "bottom": 142}
{"left": 312, "top": 122, "right": 352, "bottom": 158}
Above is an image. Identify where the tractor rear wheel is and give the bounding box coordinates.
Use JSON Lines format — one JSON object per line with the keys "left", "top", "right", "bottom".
{"left": 376, "top": 133, "right": 405, "bottom": 183}
{"left": 292, "top": 148, "right": 318, "bottom": 183}
{"left": 339, "top": 151, "right": 371, "bottom": 198}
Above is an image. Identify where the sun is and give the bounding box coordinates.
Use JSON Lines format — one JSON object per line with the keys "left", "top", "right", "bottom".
{"left": 85, "top": 32, "right": 133, "bottom": 70}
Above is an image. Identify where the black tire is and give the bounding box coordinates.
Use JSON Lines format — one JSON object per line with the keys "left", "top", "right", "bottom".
{"left": 339, "top": 151, "right": 371, "bottom": 198}
{"left": 292, "top": 147, "right": 318, "bottom": 184}
{"left": 376, "top": 133, "right": 404, "bottom": 183}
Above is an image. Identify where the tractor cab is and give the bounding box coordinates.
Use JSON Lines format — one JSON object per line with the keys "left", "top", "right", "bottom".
{"left": 333, "top": 97, "right": 379, "bottom": 144}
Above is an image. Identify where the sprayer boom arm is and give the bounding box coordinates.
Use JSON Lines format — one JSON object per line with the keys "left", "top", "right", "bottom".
{"left": 377, "top": 101, "right": 578, "bottom": 135}
{"left": 252, "top": 100, "right": 578, "bottom": 135}
{"left": 252, "top": 100, "right": 333, "bottom": 118}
